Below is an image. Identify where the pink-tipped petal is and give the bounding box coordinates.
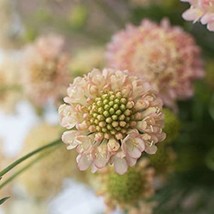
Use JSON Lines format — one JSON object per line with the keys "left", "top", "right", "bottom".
{"left": 114, "top": 157, "right": 128, "bottom": 175}
{"left": 77, "top": 154, "right": 93, "bottom": 171}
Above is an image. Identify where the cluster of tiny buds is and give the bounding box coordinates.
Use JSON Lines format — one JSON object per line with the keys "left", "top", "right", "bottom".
{"left": 86, "top": 91, "right": 142, "bottom": 141}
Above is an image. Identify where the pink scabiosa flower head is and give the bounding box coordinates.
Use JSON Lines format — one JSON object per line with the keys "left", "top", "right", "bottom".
{"left": 181, "top": 0, "right": 214, "bottom": 31}
{"left": 22, "top": 34, "right": 71, "bottom": 107}
{"left": 59, "top": 68, "right": 166, "bottom": 174}
{"left": 106, "top": 19, "right": 204, "bottom": 110}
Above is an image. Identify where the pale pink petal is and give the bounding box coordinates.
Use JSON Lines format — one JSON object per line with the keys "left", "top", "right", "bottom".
{"left": 136, "top": 121, "right": 147, "bottom": 132}
{"left": 200, "top": 13, "right": 214, "bottom": 24}
{"left": 114, "top": 157, "right": 128, "bottom": 175}
{"left": 58, "top": 104, "right": 77, "bottom": 129}
{"left": 182, "top": 8, "right": 203, "bottom": 21}
{"left": 61, "top": 117, "right": 76, "bottom": 129}
{"left": 94, "top": 145, "right": 110, "bottom": 168}
{"left": 126, "top": 156, "right": 137, "bottom": 167}
{"left": 135, "top": 137, "right": 146, "bottom": 152}
{"left": 77, "top": 154, "right": 93, "bottom": 171}
{"left": 94, "top": 155, "right": 109, "bottom": 169}
{"left": 91, "top": 164, "right": 99, "bottom": 173}
{"left": 145, "top": 145, "right": 157, "bottom": 154}
{"left": 62, "top": 130, "right": 79, "bottom": 150}
{"left": 207, "top": 21, "right": 214, "bottom": 31}
{"left": 76, "top": 136, "right": 92, "bottom": 153}
{"left": 122, "top": 140, "right": 142, "bottom": 159}
{"left": 75, "top": 135, "right": 92, "bottom": 145}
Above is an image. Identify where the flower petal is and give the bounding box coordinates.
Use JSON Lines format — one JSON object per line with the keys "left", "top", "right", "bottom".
{"left": 114, "top": 157, "right": 128, "bottom": 175}
{"left": 122, "top": 140, "right": 142, "bottom": 159}
{"left": 62, "top": 130, "right": 79, "bottom": 150}
{"left": 145, "top": 144, "right": 157, "bottom": 154}
{"left": 126, "top": 156, "right": 137, "bottom": 167}
{"left": 182, "top": 8, "right": 203, "bottom": 22}
{"left": 94, "top": 144, "right": 110, "bottom": 168}
{"left": 207, "top": 21, "right": 214, "bottom": 31}
{"left": 77, "top": 154, "right": 93, "bottom": 171}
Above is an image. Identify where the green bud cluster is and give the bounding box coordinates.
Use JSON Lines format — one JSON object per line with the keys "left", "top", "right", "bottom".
{"left": 163, "top": 108, "right": 180, "bottom": 144}
{"left": 88, "top": 91, "right": 134, "bottom": 139}
{"left": 149, "top": 145, "right": 174, "bottom": 173}
{"left": 107, "top": 169, "right": 143, "bottom": 204}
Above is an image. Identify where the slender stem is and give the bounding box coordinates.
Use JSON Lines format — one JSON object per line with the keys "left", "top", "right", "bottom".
{"left": 0, "top": 197, "right": 10, "bottom": 205}
{"left": 0, "top": 139, "right": 61, "bottom": 178}
{"left": 0, "top": 146, "right": 60, "bottom": 189}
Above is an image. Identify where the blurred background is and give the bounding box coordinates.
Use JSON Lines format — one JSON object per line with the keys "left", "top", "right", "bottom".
{"left": 0, "top": 0, "right": 214, "bottom": 213}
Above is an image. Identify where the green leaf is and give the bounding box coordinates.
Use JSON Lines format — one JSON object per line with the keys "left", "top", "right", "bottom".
{"left": 0, "top": 197, "right": 10, "bottom": 205}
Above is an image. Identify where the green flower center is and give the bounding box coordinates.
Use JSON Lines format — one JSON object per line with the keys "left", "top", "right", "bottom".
{"left": 87, "top": 91, "right": 135, "bottom": 140}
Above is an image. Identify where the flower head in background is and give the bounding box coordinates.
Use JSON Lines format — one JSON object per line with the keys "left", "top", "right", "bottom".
{"left": 92, "top": 159, "right": 155, "bottom": 213}
{"left": 181, "top": 0, "right": 214, "bottom": 31}
{"left": 59, "top": 68, "right": 165, "bottom": 174}
{"left": 18, "top": 123, "right": 84, "bottom": 200}
{"left": 22, "top": 34, "right": 71, "bottom": 108}
{"left": 106, "top": 19, "right": 204, "bottom": 110}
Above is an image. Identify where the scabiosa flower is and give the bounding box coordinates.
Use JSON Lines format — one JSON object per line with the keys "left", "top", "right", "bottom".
{"left": 92, "top": 159, "right": 155, "bottom": 213}
{"left": 22, "top": 34, "right": 70, "bottom": 108}
{"left": 106, "top": 19, "right": 204, "bottom": 109}
{"left": 181, "top": 0, "right": 214, "bottom": 31}
{"left": 59, "top": 68, "right": 166, "bottom": 174}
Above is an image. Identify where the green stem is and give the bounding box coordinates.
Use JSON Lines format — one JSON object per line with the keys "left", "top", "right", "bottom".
{"left": 0, "top": 146, "right": 60, "bottom": 189}
{"left": 0, "top": 139, "right": 61, "bottom": 178}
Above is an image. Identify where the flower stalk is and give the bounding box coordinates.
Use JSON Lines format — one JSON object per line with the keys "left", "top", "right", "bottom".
{"left": 0, "top": 145, "right": 61, "bottom": 189}
{"left": 0, "top": 139, "right": 61, "bottom": 178}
